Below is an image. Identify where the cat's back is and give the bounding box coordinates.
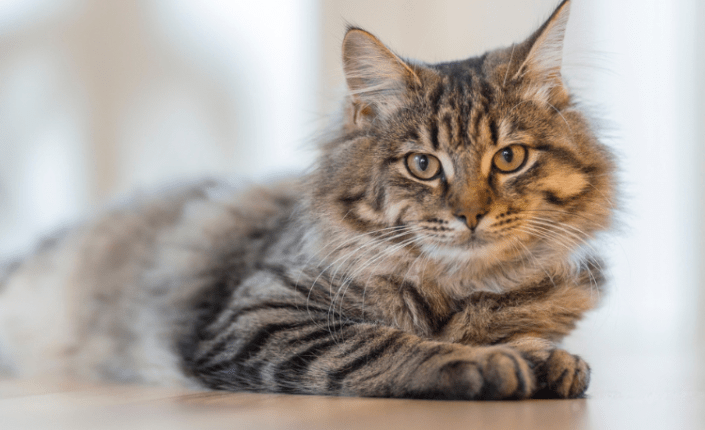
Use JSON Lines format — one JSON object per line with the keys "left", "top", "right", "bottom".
{"left": 0, "top": 179, "right": 299, "bottom": 385}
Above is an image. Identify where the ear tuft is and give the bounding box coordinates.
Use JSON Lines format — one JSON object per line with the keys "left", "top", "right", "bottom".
{"left": 342, "top": 28, "right": 420, "bottom": 122}
{"left": 513, "top": 0, "right": 571, "bottom": 93}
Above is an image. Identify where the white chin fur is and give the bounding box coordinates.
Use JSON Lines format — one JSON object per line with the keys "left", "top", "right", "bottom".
{"left": 420, "top": 240, "right": 492, "bottom": 266}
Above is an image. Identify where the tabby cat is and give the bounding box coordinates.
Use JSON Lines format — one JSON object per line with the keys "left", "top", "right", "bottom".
{"left": 0, "top": 0, "right": 615, "bottom": 400}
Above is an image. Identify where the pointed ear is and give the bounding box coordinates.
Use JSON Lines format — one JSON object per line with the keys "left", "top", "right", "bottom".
{"left": 342, "top": 28, "right": 420, "bottom": 123}
{"left": 512, "top": 0, "right": 571, "bottom": 98}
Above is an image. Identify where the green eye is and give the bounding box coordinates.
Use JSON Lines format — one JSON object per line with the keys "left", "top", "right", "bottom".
{"left": 406, "top": 153, "right": 441, "bottom": 180}
{"left": 493, "top": 145, "right": 527, "bottom": 173}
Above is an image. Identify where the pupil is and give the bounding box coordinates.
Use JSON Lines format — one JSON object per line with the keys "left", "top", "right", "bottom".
{"left": 502, "top": 149, "right": 513, "bottom": 163}
{"left": 417, "top": 155, "right": 428, "bottom": 171}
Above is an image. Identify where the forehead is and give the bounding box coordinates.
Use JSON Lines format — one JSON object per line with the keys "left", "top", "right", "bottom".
{"left": 403, "top": 59, "right": 502, "bottom": 157}
{"left": 432, "top": 53, "right": 485, "bottom": 76}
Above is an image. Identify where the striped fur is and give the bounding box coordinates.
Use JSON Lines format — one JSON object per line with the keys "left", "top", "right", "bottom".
{"left": 0, "top": 1, "right": 615, "bottom": 399}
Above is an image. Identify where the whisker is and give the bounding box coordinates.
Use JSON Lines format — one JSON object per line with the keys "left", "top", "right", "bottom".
{"left": 525, "top": 218, "right": 603, "bottom": 268}
{"left": 301, "top": 225, "right": 422, "bottom": 328}
{"left": 325, "top": 229, "right": 426, "bottom": 337}
{"left": 332, "top": 234, "right": 426, "bottom": 320}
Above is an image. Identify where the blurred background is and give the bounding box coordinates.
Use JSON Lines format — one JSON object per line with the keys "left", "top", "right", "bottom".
{"left": 0, "top": 0, "right": 703, "bottom": 384}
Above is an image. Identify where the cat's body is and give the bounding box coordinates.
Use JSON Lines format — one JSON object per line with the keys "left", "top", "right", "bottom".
{"left": 0, "top": 0, "right": 616, "bottom": 399}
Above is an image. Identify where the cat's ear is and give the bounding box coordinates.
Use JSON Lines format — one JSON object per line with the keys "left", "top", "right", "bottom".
{"left": 342, "top": 28, "right": 421, "bottom": 123}
{"left": 510, "top": 0, "right": 571, "bottom": 101}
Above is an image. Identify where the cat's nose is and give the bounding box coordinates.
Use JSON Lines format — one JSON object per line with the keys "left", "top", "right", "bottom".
{"left": 455, "top": 210, "right": 486, "bottom": 231}
{"left": 451, "top": 184, "right": 491, "bottom": 230}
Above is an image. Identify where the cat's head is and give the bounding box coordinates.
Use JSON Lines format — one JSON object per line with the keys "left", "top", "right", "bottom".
{"left": 309, "top": 0, "right": 616, "bottom": 274}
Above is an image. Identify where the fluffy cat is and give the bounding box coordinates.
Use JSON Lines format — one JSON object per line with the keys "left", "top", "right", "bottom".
{"left": 0, "top": 0, "right": 615, "bottom": 399}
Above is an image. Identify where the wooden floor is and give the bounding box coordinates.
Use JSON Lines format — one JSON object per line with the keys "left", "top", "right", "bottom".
{"left": 1, "top": 350, "right": 703, "bottom": 430}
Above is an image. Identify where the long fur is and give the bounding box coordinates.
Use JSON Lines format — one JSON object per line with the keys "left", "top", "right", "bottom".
{"left": 0, "top": 0, "right": 615, "bottom": 400}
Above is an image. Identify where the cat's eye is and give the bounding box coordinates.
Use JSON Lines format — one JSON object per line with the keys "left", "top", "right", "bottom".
{"left": 405, "top": 153, "right": 442, "bottom": 180}
{"left": 493, "top": 145, "right": 528, "bottom": 173}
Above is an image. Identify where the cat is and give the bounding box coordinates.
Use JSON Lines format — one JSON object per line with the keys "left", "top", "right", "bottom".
{"left": 0, "top": 0, "right": 615, "bottom": 399}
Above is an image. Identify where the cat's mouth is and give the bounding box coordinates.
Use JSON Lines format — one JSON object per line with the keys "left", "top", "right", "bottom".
{"left": 418, "top": 232, "right": 507, "bottom": 266}
{"left": 457, "top": 233, "right": 491, "bottom": 249}
{"left": 421, "top": 229, "right": 492, "bottom": 250}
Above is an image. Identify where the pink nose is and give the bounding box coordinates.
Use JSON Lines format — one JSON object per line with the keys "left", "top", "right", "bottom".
{"left": 454, "top": 208, "right": 486, "bottom": 230}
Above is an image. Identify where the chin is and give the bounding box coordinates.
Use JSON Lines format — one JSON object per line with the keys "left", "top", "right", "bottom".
{"left": 421, "top": 238, "right": 500, "bottom": 269}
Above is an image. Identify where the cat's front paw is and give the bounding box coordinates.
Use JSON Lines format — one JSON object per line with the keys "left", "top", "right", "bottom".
{"left": 473, "top": 346, "right": 536, "bottom": 399}
{"left": 418, "top": 345, "right": 535, "bottom": 400}
{"left": 540, "top": 349, "right": 590, "bottom": 398}
{"left": 507, "top": 338, "right": 591, "bottom": 398}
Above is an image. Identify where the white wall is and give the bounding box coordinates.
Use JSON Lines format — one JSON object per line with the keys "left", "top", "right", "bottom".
{"left": 696, "top": 0, "right": 705, "bottom": 351}
{"left": 0, "top": 0, "right": 319, "bottom": 256}
{"left": 563, "top": 0, "right": 701, "bottom": 354}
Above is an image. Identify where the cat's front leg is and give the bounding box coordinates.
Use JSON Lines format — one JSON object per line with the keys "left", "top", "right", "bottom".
{"left": 438, "top": 279, "right": 597, "bottom": 345}
{"left": 437, "top": 321, "right": 590, "bottom": 398}
{"left": 184, "top": 305, "right": 542, "bottom": 399}
{"left": 433, "top": 281, "right": 596, "bottom": 398}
